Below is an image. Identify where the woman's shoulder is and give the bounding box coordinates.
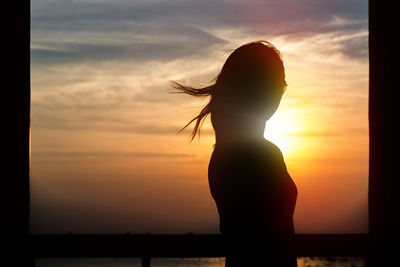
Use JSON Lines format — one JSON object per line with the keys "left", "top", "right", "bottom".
{"left": 261, "top": 139, "right": 284, "bottom": 157}
{"left": 211, "top": 138, "right": 284, "bottom": 164}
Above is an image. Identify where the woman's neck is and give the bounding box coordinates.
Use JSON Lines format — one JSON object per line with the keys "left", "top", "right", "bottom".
{"left": 215, "top": 118, "right": 266, "bottom": 144}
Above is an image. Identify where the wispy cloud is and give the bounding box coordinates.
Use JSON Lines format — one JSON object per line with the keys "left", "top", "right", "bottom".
{"left": 32, "top": 26, "right": 226, "bottom": 64}
{"left": 33, "top": 151, "right": 196, "bottom": 159}
{"left": 31, "top": 0, "right": 368, "bottom": 66}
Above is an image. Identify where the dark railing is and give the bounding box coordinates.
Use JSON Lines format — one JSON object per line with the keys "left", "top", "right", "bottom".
{"left": 31, "top": 234, "right": 368, "bottom": 267}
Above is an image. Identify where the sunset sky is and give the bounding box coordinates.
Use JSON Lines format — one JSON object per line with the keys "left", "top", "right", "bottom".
{"left": 30, "top": 0, "right": 369, "bottom": 234}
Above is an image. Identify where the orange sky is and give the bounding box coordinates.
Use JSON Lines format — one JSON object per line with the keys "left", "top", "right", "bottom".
{"left": 30, "top": 0, "right": 368, "bottom": 234}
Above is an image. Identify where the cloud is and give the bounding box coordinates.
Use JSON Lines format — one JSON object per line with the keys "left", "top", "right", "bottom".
{"left": 33, "top": 151, "right": 196, "bottom": 159}
{"left": 31, "top": 26, "right": 226, "bottom": 64}
{"left": 30, "top": 0, "right": 369, "bottom": 143}
{"left": 293, "top": 128, "right": 367, "bottom": 138}
{"left": 32, "top": 0, "right": 367, "bottom": 35}
{"left": 337, "top": 32, "right": 368, "bottom": 59}
{"left": 31, "top": 103, "right": 214, "bottom": 136}
{"left": 31, "top": 0, "right": 368, "bottom": 66}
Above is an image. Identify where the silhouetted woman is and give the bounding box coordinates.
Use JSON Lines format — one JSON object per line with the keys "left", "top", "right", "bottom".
{"left": 173, "top": 41, "right": 297, "bottom": 267}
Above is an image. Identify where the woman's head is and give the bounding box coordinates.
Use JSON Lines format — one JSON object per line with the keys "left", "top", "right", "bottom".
{"left": 172, "top": 40, "right": 286, "bottom": 141}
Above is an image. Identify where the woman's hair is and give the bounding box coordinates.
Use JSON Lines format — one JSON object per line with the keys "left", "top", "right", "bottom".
{"left": 172, "top": 40, "right": 286, "bottom": 141}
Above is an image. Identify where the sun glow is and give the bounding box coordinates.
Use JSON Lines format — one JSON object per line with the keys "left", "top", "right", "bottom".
{"left": 263, "top": 109, "right": 301, "bottom": 157}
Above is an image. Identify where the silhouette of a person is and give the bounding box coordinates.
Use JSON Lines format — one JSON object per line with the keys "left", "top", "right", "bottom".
{"left": 173, "top": 41, "right": 297, "bottom": 267}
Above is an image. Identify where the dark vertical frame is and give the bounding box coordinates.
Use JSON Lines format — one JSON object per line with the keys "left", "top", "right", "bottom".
{"left": 368, "top": 0, "right": 399, "bottom": 266}
{"left": 4, "top": 0, "right": 398, "bottom": 265}
{"left": 3, "top": 0, "right": 32, "bottom": 265}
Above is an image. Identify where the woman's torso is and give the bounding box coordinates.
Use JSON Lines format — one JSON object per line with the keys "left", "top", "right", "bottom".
{"left": 208, "top": 139, "right": 297, "bottom": 243}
